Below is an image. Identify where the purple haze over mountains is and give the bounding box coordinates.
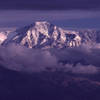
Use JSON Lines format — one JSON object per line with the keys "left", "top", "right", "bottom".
{"left": 0, "top": 10, "right": 100, "bottom": 29}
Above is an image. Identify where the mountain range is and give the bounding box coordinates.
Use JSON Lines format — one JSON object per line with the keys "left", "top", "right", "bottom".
{"left": 1, "top": 21, "right": 100, "bottom": 49}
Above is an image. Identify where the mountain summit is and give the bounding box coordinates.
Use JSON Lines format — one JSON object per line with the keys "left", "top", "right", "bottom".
{"left": 2, "top": 21, "right": 100, "bottom": 49}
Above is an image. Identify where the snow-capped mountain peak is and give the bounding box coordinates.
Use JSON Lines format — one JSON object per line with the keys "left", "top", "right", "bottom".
{"left": 2, "top": 21, "right": 100, "bottom": 49}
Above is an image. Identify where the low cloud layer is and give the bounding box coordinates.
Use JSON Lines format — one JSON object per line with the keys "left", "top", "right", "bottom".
{"left": 64, "top": 64, "right": 98, "bottom": 74}
{"left": 0, "top": 44, "right": 57, "bottom": 72}
{"left": 0, "top": 44, "right": 100, "bottom": 74}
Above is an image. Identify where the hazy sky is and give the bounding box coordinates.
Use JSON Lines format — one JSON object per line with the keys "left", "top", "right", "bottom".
{"left": 0, "top": 10, "right": 100, "bottom": 29}
{"left": 0, "top": 0, "right": 100, "bottom": 10}
{"left": 0, "top": 0, "right": 100, "bottom": 29}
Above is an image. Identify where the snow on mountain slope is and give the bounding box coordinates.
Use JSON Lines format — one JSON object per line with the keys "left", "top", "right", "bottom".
{"left": 0, "top": 31, "right": 11, "bottom": 44}
{"left": 0, "top": 32, "right": 7, "bottom": 44}
{"left": 2, "top": 21, "right": 100, "bottom": 49}
{"left": 0, "top": 28, "right": 16, "bottom": 44}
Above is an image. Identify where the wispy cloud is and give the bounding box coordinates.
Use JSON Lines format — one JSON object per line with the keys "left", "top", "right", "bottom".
{"left": 0, "top": 44, "right": 100, "bottom": 74}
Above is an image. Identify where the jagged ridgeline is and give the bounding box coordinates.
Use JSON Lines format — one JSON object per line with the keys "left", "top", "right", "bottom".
{"left": 1, "top": 21, "right": 100, "bottom": 49}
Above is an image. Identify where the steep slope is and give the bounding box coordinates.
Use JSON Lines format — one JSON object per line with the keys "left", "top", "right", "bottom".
{"left": 0, "top": 28, "right": 16, "bottom": 45}
{"left": 2, "top": 21, "right": 100, "bottom": 49}
{"left": 2, "top": 21, "right": 82, "bottom": 48}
